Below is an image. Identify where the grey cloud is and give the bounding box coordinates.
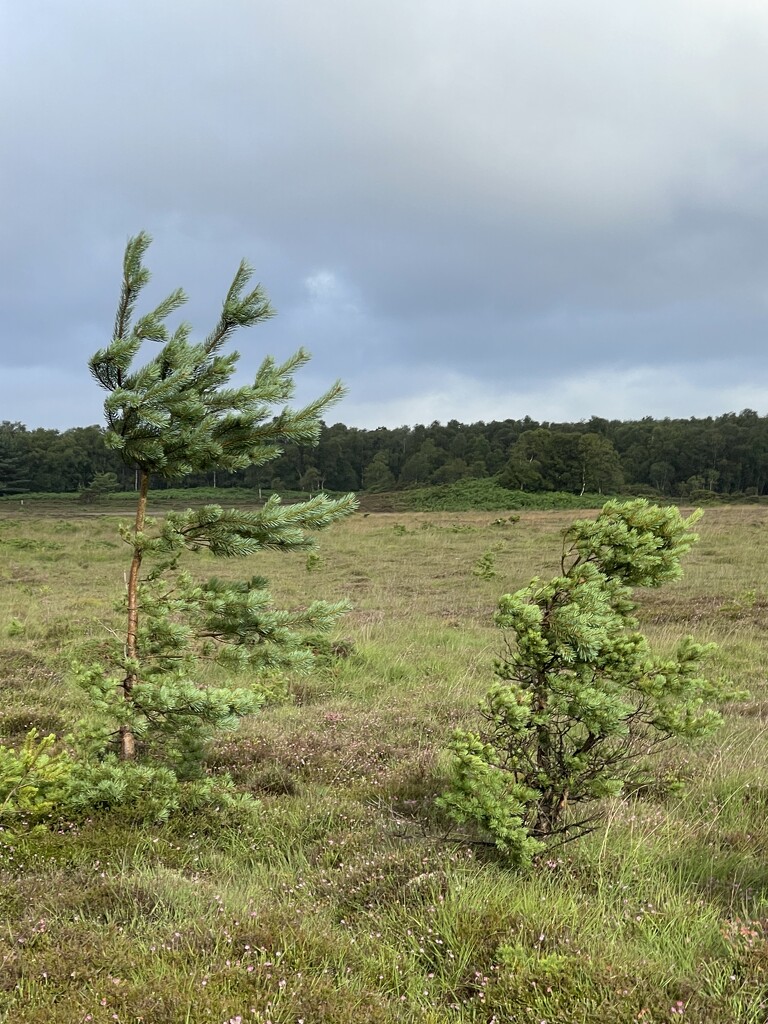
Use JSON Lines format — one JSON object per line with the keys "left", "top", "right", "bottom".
{"left": 2, "top": 0, "right": 768, "bottom": 428}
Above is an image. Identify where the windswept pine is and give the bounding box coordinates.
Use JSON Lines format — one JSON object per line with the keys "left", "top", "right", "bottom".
{"left": 81, "top": 232, "right": 357, "bottom": 768}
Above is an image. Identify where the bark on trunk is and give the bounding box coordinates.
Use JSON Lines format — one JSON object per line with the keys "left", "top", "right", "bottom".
{"left": 120, "top": 469, "right": 149, "bottom": 760}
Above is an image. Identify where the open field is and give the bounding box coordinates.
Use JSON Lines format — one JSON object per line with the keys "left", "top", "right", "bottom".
{"left": 1, "top": 506, "right": 768, "bottom": 1023}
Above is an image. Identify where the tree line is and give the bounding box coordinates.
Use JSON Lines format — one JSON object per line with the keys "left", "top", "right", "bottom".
{"left": 2, "top": 408, "right": 768, "bottom": 499}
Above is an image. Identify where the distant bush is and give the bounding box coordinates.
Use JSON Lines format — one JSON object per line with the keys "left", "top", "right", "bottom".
{"left": 79, "top": 472, "right": 121, "bottom": 503}
{"left": 688, "top": 489, "right": 720, "bottom": 504}
{"left": 491, "top": 514, "right": 521, "bottom": 526}
{"left": 473, "top": 551, "right": 497, "bottom": 580}
{"left": 623, "top": 483, "right": 663, "bottom": 499}
{"left": 403, "top": 479, "right": 610, "bottom": 512}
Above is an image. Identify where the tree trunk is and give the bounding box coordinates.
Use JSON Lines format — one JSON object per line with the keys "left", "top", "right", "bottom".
{"left": 532, "top": 669, "right": 556, "bottom": 836}
{"left": 120, "top": 469, "right": 149, "bottom": 759}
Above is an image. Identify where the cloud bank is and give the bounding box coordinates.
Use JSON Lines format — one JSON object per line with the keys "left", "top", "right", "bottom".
{"left": 2, "top": 1, "right": 768, "bottom": 428}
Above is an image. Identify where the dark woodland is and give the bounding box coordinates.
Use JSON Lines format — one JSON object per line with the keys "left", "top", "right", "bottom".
{"left": 2, "top": 409, "right": 768, "bottom": 500}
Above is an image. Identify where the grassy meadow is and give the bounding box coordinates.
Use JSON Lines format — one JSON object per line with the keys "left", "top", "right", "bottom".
{"left": 1, "top": 502, "right": 768, "bottom": 1023}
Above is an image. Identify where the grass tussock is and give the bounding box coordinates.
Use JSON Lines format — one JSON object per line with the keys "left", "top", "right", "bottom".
{"left": 0, "top": 506, "right": 767, "bottom": 1021}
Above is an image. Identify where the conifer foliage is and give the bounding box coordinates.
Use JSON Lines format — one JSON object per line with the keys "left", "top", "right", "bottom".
{"left": 440, "top": 499, "right": 735, "bottom": 866}
{"left": 83, "top": 232, "right": 357, "bottom": 769}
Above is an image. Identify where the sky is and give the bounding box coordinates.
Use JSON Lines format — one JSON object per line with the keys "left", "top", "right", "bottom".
{"left": 3, "top": 0, "right": 768, "bottom": 431}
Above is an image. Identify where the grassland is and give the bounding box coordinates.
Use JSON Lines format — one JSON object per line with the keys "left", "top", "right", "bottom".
{"left": 1, "top": 504, "right": 767, "bottom": 1023}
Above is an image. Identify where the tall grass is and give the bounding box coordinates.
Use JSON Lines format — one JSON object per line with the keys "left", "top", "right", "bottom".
{"left": 0, "top": 506, "right": 767, "bottom": 1021}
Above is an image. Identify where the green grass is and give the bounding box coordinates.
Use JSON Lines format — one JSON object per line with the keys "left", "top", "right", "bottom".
{"left": 0, "top": 506, "right": 767, "bottom": 1021}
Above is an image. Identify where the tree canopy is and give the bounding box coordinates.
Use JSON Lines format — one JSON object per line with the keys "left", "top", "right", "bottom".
{"left": 6, "top": 408, "right": 768, "bottom": 501}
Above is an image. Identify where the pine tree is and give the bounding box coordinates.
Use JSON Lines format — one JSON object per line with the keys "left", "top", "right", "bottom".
{"left": 440, "top": 499, "right": 737, "bottom": 866}
{"left": 83, "top": 232, "right": 357, "bottom": 768}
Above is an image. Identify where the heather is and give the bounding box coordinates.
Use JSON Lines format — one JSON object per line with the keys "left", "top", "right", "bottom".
{"left": 1, "top": 505, "right": 767, "bottom": 1022}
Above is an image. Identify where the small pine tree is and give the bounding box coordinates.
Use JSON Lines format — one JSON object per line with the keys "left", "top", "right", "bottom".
{"left": 439, "top": 499, "right": 737, "bottom": 866}
{"left": 0, "top": 731, "right": 73, "bottom": 833}
{"left": 473, "top": 551, "right": 497, "bottom": 580}
{"left": 82, "top": 232, "right": 357, "bottom": 771}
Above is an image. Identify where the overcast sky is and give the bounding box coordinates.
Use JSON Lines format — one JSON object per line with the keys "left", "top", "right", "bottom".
{"left": 3, "top": 1, "right": 768, "bottom": 431}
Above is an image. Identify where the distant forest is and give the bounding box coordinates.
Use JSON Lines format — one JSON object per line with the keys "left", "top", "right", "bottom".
{"left": 2, "top": 410, "right": 768, "bottom": 500}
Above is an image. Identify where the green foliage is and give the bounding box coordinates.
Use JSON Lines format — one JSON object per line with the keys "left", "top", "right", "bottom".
{"left": 363, "top": 450, "right": 396, "bottom": 492}
{"left": 3, "top": 507, "right": 768, "bottom": 1022}
{"left": 305, "top": 549, "right": 322, "bottom": 573}
{"left": 0, "top": 730, "right": 73, "bottom": 831}
{"left": 10, "top": 405, "right": 768, "bottom": 501}
{"left": 405, "top": 478, "right": 609, "bottom": 512}
{"left": 90, "top": 233, "right": 347, "bottom": 478}
{"left": 82, "top": 232, "right": 357, "bottom": 775}
{"left": 498, "top": 429, "right": 624, "bottom": 495}
{"left": 473, "top": 551, "right": 497, "bottom": 580}
{"left": 299, "top": 465, "right": 322, "bottom": 494}
{"left": 62, "top": 756, "right": 259, "bottom": 825}
{"left": 440, "top": 499, "right": 738, "bottom": 866}
{"left": 0, "top": 421, "right": 30, "bottom": 495}
{"left": 79, "top": 471, "right": 121, "bottom": 503}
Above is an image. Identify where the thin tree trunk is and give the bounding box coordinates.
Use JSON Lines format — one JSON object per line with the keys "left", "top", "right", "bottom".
{"left": 532, "top": 668, "right": 555, "bottom": 836}
{"left": 120, "top": 469, "right": 149, "bottom": 759}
